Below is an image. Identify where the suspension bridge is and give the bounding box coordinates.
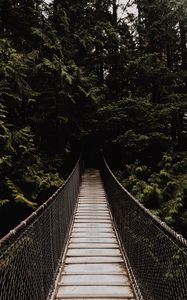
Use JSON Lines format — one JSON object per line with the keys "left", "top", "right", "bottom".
{"left": 0, "top": 155, "right": 187, "bottom": 300}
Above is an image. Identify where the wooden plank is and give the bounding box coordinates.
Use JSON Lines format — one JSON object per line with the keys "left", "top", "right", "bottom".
{"left": 72, "top": 228, "right": 113, "bottom": 233}
{"left": 79, "top": 197, "right": 106, "bottom": 199}
{"left": 76, "top": 211, "right": 109, "bottom": 214}
{"left": 73, "top": 223, "right": 113, "bottom": 228}
{"left": 59, "top": 274, "right": 129, "bottom": 286}
{"left": 78, "top": 200, "right": 106, "bottom": 202}
{"left": 75, "top": 217, "right": 110, "bottom": 220}
{"left": 72, "top": 232, "right": 114, "bottom": 236}
{"left": 76, "top": 210, "right": 108, "bottom": 213}
{"left": 75, "top": 215, "right": 110, "bottom": 218}
{"left": 71, "top": 231, "right": 114, "bottom": 235}
{"left": 70, "top": 237, "right": 117, "bottom": 243}
{"left": 75, "top": 217, "right": 110, "bottom": 219}
{"left": 77, "top": 204, "right": 107, "bottom": 206}
{"left": 76, "top": 209, "right": 110, "bottom": 216}
{"left": 78, "top": 204, "right": 107, "bottom": 206}
{"left": 68, "top": 243, "right": 119, "bottom": 249}
{"left": 73, "top": 222, "right": 113, "bottom": 229}
{"left": 74, "top": 219, "right": 110, "bottom": 222}
{"left": 66, "top": 249, "right": 121, "bottom": 257}
{"left": 62, "top": 263, "right": 126, "bottom": 275}
{"left": 71, "top": 232, "right": 115, "bottom": 238}
{"left": 79, "top": 201, "right": 108, "bottom": 207}
{"left": 79, "top": 195, "right": 106, "bottom": 197}
{"left": 77, "top": 204, "right": 106, "bottom": 207}
{"left": 78, "top": 200, "right": 107, "bottom": 202}
{"left": 76, "top": 207, "right": 108, "bottom": 211}
{"left": 74, "top": 220, "right": 111, "bottom": 223}
{"left": 65, "top": 256, "right": 124, "bottom": 264}
{"left": 78, "top": 204, "right": 108, "bottom": 211}
{"left": 56, "top": 285, "right": 134, "bottom": 298}
{"left": 76, "top": 209, "right": 108, "bottom": 211}
{"left": 77, "top": 204, "right": 108, "bottom": 207}
{"left": 76, "top": 209, "right": 108, "bottom": 213}
{"left": 77, "top": 207, "right": 108, "bottom": 210}
{"left": 56, "top": 298, "right": 135, "bottom": 300}
{"left": 79, "top": 195, "right": 106, "bottom": 198}
{"left": 79, "top": 190, "right": 105, "bottom": 191}
{"left": 79, "top": 191, "right": 105, "bottom": 193}
{"left": 76, "top": 211, "right": 108, "bottom": 214}
{"left": 79, "top": 192, "right": 105, "bottom": 194}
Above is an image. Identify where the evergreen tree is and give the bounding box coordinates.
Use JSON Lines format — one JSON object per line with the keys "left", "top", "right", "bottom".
{"left": 0, "top": 0, "right": 187, "bottom": 238}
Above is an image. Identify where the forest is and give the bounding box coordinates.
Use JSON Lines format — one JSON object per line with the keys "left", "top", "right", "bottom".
{"left": 0, "top": 0, "right": 187, "bottom": 239}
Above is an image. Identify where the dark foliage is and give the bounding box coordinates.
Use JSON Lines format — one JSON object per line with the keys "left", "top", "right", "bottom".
{"left": 0, "top": 0, "right": 187, "bottom": 237}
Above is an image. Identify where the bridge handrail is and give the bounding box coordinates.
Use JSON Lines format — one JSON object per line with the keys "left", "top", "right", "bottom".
{"left": 102, "top": 156, "right": 187, "bottom": 248}
{"left": 0, "top": 156, "right": 82, "bottom": 300}
{"left": 101, "top": 154, "right": 187, "bottom": 300}
{"left": 0, "top": 157, "right": 81, "bottom": 249}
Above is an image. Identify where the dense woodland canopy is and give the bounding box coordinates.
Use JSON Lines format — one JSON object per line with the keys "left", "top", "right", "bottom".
{"left": 0, "top": 0, "right": 187, "bottom": 238}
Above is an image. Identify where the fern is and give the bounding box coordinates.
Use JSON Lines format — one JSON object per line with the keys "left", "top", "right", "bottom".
{"left": 0, "top": 156, "right": 12, "bottom": 168}
{"left": 12, "top": 127, "right": 35, "bottom": 155}
{"left": 0, "top": 199, "right": 9, "bottom": 207}
{"left": 61, "top": 67, "right": 73, "bottom": 85}
{"left": 5, "top": 178, "right": 37, "bottom": 209}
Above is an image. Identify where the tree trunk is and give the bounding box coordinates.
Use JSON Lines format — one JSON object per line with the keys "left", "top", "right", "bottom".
{"left": 180, "top": 21, "right": 187, "bottom": 70}
{"left": 112, "top": 0, "right": 117, "bottom": 26}
{"left": 53, "top": 0, "right": 61, "bottom": 21}
{"left": 96, "top": 48, "right": 104, "bottom": 84}
{"left": 166, "top": 43, "right": 173, "bottom": 69}
{"left": 136, "top": 1, "right": 144, "bottom": 50}
{"left": 95, "top": 0, "right": 104, "bottom": 84}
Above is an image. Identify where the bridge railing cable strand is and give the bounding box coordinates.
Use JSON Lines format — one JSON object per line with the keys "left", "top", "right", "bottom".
{"left": 0, "top": 157, "right": 82, "bottom": 300}
{"left": 101, "top": 155, "right": 187, "bottom": 300}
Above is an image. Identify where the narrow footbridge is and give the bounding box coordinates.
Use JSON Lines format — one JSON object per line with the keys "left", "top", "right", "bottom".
{"left": 1, "top": 156, "right": 187, "bottom": 300}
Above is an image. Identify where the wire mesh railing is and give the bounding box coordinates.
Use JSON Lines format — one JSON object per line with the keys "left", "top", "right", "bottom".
{"left": 101, "top": 155, "right": 187, "bottom": 300}
{"left": 0, "top": 157, "right": 82, "bottom": 300}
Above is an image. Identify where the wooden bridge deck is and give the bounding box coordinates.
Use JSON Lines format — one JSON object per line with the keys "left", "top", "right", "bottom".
{"left": 53, "top": 169, "right": 135, "bottom": 300}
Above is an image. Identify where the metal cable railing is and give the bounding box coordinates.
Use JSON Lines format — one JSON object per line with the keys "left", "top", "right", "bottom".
{"left": 0, "top": 157, "right": 82, "bottom": 300}
{"left": 101, "top": 155, "right": 187, "bottom": 300}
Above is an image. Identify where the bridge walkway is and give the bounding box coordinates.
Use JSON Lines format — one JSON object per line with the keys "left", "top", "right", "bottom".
{"left": 52, "top": 169, "right": 136, "bottom": 299}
